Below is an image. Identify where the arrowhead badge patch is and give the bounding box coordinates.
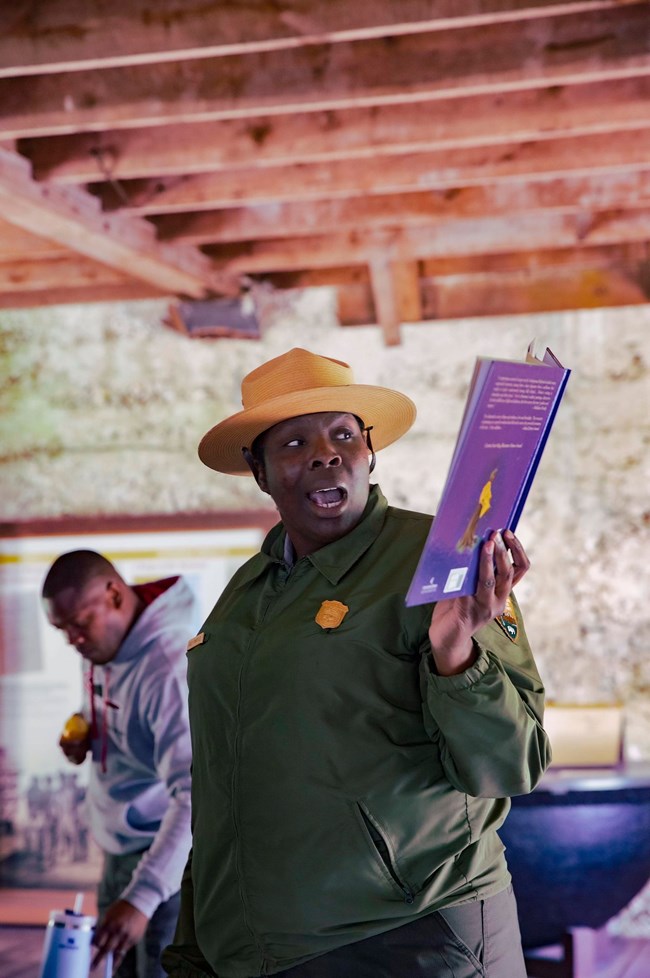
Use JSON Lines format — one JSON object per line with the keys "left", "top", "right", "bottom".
{"left": 496, "top": 596, "right": 519, "bottom": 643}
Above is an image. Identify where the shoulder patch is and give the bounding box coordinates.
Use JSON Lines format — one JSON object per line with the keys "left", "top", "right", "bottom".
{"left": 495, "top": 596, "right": 519, "bottom": 643}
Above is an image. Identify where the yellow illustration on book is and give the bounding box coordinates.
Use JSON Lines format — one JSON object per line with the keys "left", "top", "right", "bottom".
{"left": 457, "top": 468, "right": 498, "bottom": 552}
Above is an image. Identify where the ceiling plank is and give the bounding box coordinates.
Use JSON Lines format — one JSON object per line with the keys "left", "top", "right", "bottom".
{"left": 151, "top": 170, "right": 650, "bottom": 245}
{"left": 23, "top": 75, "right": 650, "bottom": 184}
{"left": 0, "top": 146, "right": 233, "bottom": 297}
{"left": 97, "top": 130, "right": 650, "bottom": 214}
{"left": 2, "top": 4, "right": 649, "bottom": 323}
{"left": 0, "top": 254, "right": 143, "bottom": 291}
{"left": 0, "top": 1, "right": 639, "bottom": 77}
{"left": 202, "top": 207, "right": 650, "bottom": 273}
{"left": 260, "top": 240, "right": 650, "bottom": 281}
{"left": 421, "top": 264, "right": 650, "bottom": 318}
{"left": 0, "top": 283, "right": 166, "bottom": 308}
{"left": 421, "top": 240, "right": 650, "bottom": 275}
{"left": 3, "top": 6, "right": 650, "bottom": 137}
{"left": 250, "top": 239, "right": 650, "bottom": 318}
{"left": 336, "top": 260, "right": 650, "bottom": 323}
{"left": 0, "top": 217, "right": 67, "bottom": 260}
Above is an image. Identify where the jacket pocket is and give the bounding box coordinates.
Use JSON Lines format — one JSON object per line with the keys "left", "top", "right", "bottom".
{"left": 356, "top": 801, "right": 415, "bottom": 904}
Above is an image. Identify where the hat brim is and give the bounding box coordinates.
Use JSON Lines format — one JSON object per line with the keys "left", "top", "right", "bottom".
{"left": 198, "top": 384, "right": 416, "bottom": 475}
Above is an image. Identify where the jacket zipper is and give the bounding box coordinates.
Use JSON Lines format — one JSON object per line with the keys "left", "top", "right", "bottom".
{"left": 357, "top": 803, "right": 414, "bottom": 904}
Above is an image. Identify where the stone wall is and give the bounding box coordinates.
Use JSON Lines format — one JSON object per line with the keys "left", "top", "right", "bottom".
{"left": 1, "top": 293, "right": 649, "bottom": 756}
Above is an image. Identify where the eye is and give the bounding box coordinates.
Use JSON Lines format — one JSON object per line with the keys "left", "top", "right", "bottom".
{"left": 284, "top": 437, "right": 304, "bottom": 448}
{"left": 71, "top": 612, "right": 93, "bottom": 632}
{"left": 334, "top": 427, "right": 356, "bottom": 441}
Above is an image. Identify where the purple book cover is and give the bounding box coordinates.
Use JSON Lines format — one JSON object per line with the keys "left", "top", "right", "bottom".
{"left": 406, "top": 354, "right": 570, "bottom": 606}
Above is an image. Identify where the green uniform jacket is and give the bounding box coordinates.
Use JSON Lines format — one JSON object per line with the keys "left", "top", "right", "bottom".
{"left": 164, "top": 486, "right": 551, "bottom": 978}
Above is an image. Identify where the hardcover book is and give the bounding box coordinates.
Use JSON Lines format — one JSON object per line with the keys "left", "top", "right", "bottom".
{"left": 406, "top": 341, "right": 570, "bottom": 605}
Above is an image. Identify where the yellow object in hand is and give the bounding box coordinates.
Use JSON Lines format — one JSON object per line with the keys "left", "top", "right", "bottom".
{"left": 61, "top": 712, "right": 90, "bottom": 744}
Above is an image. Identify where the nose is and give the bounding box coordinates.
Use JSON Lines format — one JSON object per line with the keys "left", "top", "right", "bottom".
{"left": 65, "top": 626, "right": 85, "bottom": 649}
{"left": 309, "top": 435, "right": 342, "bottom": 469}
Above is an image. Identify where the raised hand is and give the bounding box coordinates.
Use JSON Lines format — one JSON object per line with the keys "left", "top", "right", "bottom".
{"left": 428, "top": 529, "right": 530, "bottom": 676}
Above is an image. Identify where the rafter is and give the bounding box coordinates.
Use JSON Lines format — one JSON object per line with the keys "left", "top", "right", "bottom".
{"left": 0, "top": 1, "right": 639, "bottom": 77}
{"left": 150, "top": 170, "right": 650, "bottom": 245}
{"left": 0, "top": 217, "right": 66, "bottom": 260}
{"left": 201, "top": 207, "right": 650, "bottom": 274}
{"left": 337, "top": 261, "right": 650, "bottom": 323}
{"left": 94, "top": 129, "right": 650, "bottom": 214}
{"left": 3, "top": 5, "right": 650, "bottom": 138}
{"left": 2, "top": 3, "right": 650, "bottom": 326}
{"left": 22, "top": 75, "right": 650, "bottom": 184}
{"left": 0, "top": 254, "right": 143, "bottom": 292}
{"left": 0, "top": 146, "right": 233, "bottom": 298}
{"left": 261, "top": 240, "right": 650, "bottom": 283}
{"left": 0, "top": 281, "right": 165, "bottom": 308}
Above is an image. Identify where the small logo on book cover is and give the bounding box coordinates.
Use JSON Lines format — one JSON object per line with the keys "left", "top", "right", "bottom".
{"left": 444, "top": 567, "right": 468, "bottom": 593}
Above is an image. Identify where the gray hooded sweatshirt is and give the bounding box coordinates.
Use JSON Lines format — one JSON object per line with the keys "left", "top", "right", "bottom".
{"left": 83, "top": 575, "right": 198, "bottom": 917}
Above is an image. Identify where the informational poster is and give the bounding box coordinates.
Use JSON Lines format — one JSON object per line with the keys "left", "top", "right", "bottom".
{"left": 0, "top": 522, "right": 266, "bottom": 895}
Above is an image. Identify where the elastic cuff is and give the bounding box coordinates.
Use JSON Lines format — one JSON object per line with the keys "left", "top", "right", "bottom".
{"left": 120, "top": 880, "right": 163, "bottom": 918}
{"left": 425, "top": 641, "right": 491, "bottom": 692}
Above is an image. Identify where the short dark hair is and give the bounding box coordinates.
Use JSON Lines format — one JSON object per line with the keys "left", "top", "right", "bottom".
{"left": 41, "top": 550, "right": 116, "bottom": 600}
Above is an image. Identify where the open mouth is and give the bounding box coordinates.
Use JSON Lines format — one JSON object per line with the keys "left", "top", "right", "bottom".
{"left": 308, "top": 487, "right": 347, "bottom": 509}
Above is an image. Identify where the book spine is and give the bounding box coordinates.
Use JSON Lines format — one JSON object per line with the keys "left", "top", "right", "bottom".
{"left": 509, "top": 368, "right": 571, "bottom": 532}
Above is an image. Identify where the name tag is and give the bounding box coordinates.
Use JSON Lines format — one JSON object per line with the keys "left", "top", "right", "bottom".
{"left": 187, "top": 632, "right": 207, "bottom": 651}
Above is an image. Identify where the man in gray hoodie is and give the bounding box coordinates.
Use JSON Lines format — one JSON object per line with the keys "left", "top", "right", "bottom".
{"left": 42, "top": 549, "right": 198, "bottom": 978}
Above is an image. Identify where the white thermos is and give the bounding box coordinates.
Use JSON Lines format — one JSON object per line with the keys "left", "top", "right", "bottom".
{"left": 38, "top": 905, "right": 113, "bottom": 978}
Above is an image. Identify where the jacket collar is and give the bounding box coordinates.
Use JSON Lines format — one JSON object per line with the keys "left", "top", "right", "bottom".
{"left": 261, "top": 484, "right": 388, "bottom": 586}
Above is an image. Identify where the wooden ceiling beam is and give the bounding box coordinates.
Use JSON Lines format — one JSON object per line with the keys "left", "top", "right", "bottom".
{"left": 23, "top": 76, "right": 650, "bottom": 184}
{"left": 0, "top": 146, "right": 234, "bottom": 298}
{"left": 420, "top": 240, "right": 650, "bottom": 275}
{"left": 3, "top": 244, "right": 646, "bottom": 315}
{"left": 0, "top": 218, "right": 68, "bottom": 260}
{"left": 258, "top": 241, "right": 650, "bottom": 283}
{"left": 368, "top": 256, "right": 401, "bottom": 346}
{"left": 202, "top": 207, "right": 650, "bottom": 274}
{"left": 367, "top": 256, "right": 422, "bottom": 346}
{"left": 1, "top": 4, "right": 649, "bottom": 320}
{"left": 97, "top": 130, "right": 650, "bottom": 214}
{"left": 336, "top": 260, "right": 650, "bottom": 324}
{"left": 0, "top": 283, "right": 166, "bottom": 309}
{"left": 0, "top": 1, "right": 638, "bottom": 77}
{"left": 420, "top": 264, "right": 650, "bottom": 318}
{"left": 151, "top": 171, "right": 650, "bottom": 245}
{"left": 3, "top": 6, "right": 649, "bottom": 138}
{"left": 0, "top": 254, "right": 144, "bottom": 292}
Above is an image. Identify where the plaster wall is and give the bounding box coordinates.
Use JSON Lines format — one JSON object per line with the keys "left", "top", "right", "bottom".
{"left": 1, "top": 294, "right": 649, "bottom": 757}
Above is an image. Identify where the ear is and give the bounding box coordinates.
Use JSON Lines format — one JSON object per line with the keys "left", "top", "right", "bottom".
{"left": 241, "top": 447, "right": 270, "bottom": 494}
{"left": 106, "top": 580, "right": 122, "bottom": 609}
{"left": 362, "top": 425, "right": 377, "bottom": 475}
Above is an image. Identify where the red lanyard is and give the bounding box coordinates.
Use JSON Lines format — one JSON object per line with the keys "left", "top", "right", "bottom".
{"left": 87, "top": 666, "right": 118, "bottom": 774}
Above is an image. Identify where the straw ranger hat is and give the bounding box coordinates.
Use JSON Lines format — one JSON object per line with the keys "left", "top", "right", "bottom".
{"left": 198, "top": 347, "right": 416, "bottom": 475}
